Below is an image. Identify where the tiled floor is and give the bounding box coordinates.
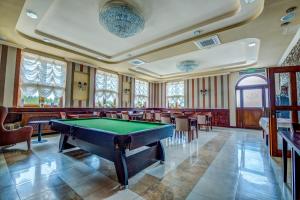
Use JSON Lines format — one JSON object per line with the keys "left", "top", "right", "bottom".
{"left": 0, "top": 128, "right": 284, "bottom": 200}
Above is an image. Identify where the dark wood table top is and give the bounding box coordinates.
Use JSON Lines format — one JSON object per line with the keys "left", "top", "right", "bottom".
{"left": 279, "top": 131, "right": 300, "bottom": 155}
{"left": 28, "top": 120, "right": 50, "bottom": 125}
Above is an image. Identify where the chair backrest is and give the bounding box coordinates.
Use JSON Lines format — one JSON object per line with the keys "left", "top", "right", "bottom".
{"left": 122, "top": 113, "right": 129, "bottom": 120}
{"left": 110, "top": 112, "right": 117, "bottom": 119}
{"left": 106, "top": 113, "right": 112, "bottom": 118}
{"left": 161, "top": 116, "right": 171, "bottom": 124}
{"left": 146, "top": 112, "right": 153, "bottom": 120}
{"left": 154, "top": 112, "right": 161, "bottom": 121}
{"left": 175, "top": 116, "right": 189, "bottom": 131}
{"left": 93, "top": 112, "right": 100, "bottom": 117}
{"left": 0, "top": 106, "right": 8, "bottom": 132}
{"left": 197, "top": 115, "right": 207, "bottom": 124}
{"left": 204, "top": 112, "right": 212, "bottom": 117}
{"left": 60, "top": 112, "right": 66, "bottom": 119}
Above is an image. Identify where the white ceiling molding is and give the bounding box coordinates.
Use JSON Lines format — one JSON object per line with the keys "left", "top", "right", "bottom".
{"left": 131, "top": 38, "right": 260, "bottom": 79}
{"left": 16, "top": 0, "right": 264, "bottom": 63}
{"left": 279, "top": 27, "right": 300, "bottom": 65}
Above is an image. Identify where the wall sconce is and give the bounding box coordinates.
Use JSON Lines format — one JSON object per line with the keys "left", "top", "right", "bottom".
{"left": 78, "top": 81, "right": 88, "bottom": 90}
{"left": 124, "top": 88, "right": 130, "bottom": 94}
{"left": 200, "top": 89, "right": 208, "bottom": 96}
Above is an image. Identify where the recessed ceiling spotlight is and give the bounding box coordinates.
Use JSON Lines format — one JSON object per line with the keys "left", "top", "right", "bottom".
{"left": 248, "top": 42, "right": 256, "bottom": 47}
{"left": 244, "top": 0, "right": 256, "bottom": 4}
{"left": 193, "top": 30, "right": 202, "bottom": 36}
{"left": 128, "top": 59, "right": 145, "bottom": 66}
{"left": 26, "top": 10, "right": 38, "bottom": 19}
{"left": 281, "top": 12, "right": 296, "bottom": 22}
{"left": 42, "top": 38, "right": 51, "bottom": 43}
{"left": 286, "top": 6, "right": 297, "bottom": 13}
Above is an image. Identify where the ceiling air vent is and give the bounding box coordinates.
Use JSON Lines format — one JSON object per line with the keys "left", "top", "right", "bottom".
{"left": 194, "top": 35, "right": 221, "bottom": 49}
{"left": 128, "top": 59, "right": 146, "bottom": 66}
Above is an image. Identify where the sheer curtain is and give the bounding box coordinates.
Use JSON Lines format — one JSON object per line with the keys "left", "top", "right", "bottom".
{"left": 166, "top": 81, "right": 184, "bottom": 108}
{"left": 95, "top": 70, "right": 119, "bottom": 107}
{"left": 134, "top": 79, "right": 149, "bottom": 108}
{"left": 20, "top": 52, "right": 67, "bottom": 105}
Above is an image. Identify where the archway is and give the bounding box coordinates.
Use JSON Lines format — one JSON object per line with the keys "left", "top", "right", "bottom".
{"left": 236, "top": 75, "right": 268, "bottom": 128}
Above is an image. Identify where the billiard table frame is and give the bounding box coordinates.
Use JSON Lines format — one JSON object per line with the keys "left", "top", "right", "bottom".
{"left": 50, "top": 118, "right": 173, "bottom": 188}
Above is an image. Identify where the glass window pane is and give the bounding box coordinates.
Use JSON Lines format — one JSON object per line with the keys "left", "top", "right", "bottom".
{"left": 95, "top": 70, "right": 119, "bottom": 108}
{"left": 243, "top": 89, "right": 262, "bottom": 107}
{"left": 275, "top": 73, "right": 291, "bottom": 106}
{"left": 236, "top": 90, "right": 240, "bottom": 108}
{"left": 166, "top": 81, "right": 184, "bottom": 108}
{"left": 238, "top": 76, "right": 267, "bottom": 86}
{"left": 20, "top": 52, "right": 67, "bottom": 107}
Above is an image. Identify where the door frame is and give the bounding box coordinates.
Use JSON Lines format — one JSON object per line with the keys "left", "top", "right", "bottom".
{"left": 268, "top": 66, "right": 300, "bottom": 157}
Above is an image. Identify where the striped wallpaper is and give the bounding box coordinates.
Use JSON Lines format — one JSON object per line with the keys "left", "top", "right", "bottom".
{"left": 0, "top": 44, "right": 21, "bottom": 107}
{"left": 149, "top": 74, "right": 229, "bottom": 109}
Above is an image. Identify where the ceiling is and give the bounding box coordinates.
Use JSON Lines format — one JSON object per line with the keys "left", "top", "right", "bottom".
{"left": 133, "top": 38, "right": 260, "bottom": 79}
{"left": 0, "top": 0, "right": 299, "bottom": 81}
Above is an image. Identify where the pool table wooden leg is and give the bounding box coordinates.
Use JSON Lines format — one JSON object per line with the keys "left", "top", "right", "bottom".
{"left": 114, "top": 148, "right": 128, "bottom": 189}
{"left": 58, "top": 134, "right": 76, "bottom": 152}
{"left": 157, "top": 141, "right": 165, "bottom": 163}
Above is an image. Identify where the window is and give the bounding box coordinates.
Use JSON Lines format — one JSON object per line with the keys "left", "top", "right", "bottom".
{"left": 134, "top": 79, "right": 149, "bottom": 108}
{"left": 20, "top": 52, "right": 67, "bottom": 107}
{"left": 95, "top": 70, "right": 118, "bottom": 108}
{"left": 236, "top": 75, "right": 267, "bottom": 108}
{"left": 166, "top": 81, "right": 184, "bottom": 108}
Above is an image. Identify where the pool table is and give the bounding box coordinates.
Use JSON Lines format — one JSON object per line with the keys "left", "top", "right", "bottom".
{"left": 50, "top": 118, "right": 173, "bottom": 188}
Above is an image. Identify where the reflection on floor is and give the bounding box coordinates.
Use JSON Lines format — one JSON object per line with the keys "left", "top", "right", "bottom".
{"left": 0, "top": 128, "right": 283, "bottom": 200}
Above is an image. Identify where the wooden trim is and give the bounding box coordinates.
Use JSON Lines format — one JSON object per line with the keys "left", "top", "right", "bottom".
{"left": 214, "top": 76, "right": 217, "bottom": 108}
{"left": 70, "top": 62, "right": 75, "bottom": 107}
{"left": 268, "top": 66, "right": 300, "bottom": 157}
{"left": 13, "top": 48, "right": 22, "bottom": 107}
{"left": 0, "top": 45, "right": 8, "bottom": 105}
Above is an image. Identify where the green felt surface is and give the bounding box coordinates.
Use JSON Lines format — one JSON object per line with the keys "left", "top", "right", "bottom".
{"left": 59, "top": 118, "right": 164, "bottom": 135}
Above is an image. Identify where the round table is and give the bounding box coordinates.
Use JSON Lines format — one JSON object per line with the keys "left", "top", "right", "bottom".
{"left": 28, "top": 120, "right": 49, "bottom": 144}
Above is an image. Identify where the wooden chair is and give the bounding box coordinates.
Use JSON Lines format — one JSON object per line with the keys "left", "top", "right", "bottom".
{"left": 59, "top": 112, "right": 67, "bottom": 119}
{"left": 204, "top": 112, "right": 212, "bottom": 130}
{"left": 175, "top": 116, "right": 197, "bottom": 142}
{"left": 197, "top": 114, "right": 209, "bottom": 131}
{"left": 154, "top": 112, "right": 161, "bottom": 122}
{"left": 121, "top": 111, "right": 129, "bottom": 120}
{"left": 161, "top": 113, "right": 171, "bottom": 124}
{"left": 145, "top": 111, "right": 154, "bottom": 121}
{"left": 111, "top": 111, "right": 117, "bottom": 119}
{"left": 106, "top": 112, "right": 112, "bottom": 118}
{"left": 0, "top": 106, "right": 33, "bottom": 150}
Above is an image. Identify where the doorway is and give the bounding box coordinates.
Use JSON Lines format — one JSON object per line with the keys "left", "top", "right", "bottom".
{"left": 236, "top": 75, "right": 268, "bottom": 129}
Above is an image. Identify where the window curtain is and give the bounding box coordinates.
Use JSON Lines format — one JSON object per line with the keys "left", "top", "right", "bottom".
{"left": 95, "top": 70, "right": 119, "bottom": 107}
{"left": 20, "top": 53, "right": 66, "bottom": 98}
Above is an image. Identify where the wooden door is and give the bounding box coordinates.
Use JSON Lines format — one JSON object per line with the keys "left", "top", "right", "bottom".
{"left": 237, "top": 108, "right": 263, "bottom": 129}
{"left": 236, "top": 75, "right": 268, "bottom": 129}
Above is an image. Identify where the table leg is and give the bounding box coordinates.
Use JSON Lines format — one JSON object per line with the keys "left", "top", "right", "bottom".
{"left": 114, "top": 148, "right": 128, "bottom": 189}
{"left": 292, "top": 149, "right": 300, "bottom": 200}
{"left": 32, "top": 123, "right": 48, "bottom": 144}
{"left": 282, "top": 137, "right": 287, "bottom": 183}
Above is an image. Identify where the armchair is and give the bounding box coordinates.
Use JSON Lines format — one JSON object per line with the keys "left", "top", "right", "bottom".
{"left": 0, "top": 107, "right": 33, "bottom": 150}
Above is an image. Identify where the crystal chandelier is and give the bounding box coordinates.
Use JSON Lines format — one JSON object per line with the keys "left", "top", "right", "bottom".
{"left": 99, "top": 0, "right": 145, "bottom": 38}
{"left": 177, "top": 60, "right": 199, "bottom": 72}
